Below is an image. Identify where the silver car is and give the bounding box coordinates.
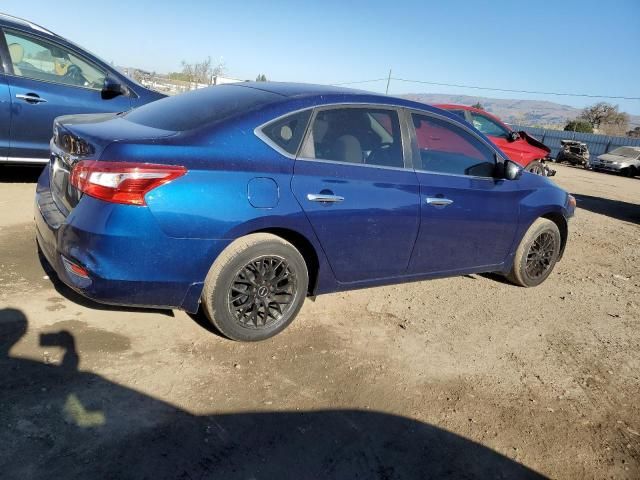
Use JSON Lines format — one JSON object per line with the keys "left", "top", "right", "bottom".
{"left": 590, "top": 146, "right": 640, "bottom": 177}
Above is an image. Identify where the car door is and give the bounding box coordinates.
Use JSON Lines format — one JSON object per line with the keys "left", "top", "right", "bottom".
{"left": 0, "top": 71, "right": 10, "bottom": 160}
{"left": 290, "top": 105, "right": 420, "bottom": 283}
{"left": 1, "top": 28, "right": 131, "bottom": 161}
{"left": 407, "top": 111, "right": 522, "bottom": 274}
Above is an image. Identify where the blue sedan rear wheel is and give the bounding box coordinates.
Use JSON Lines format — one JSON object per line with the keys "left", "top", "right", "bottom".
{"left": 201, "top": 233, "right": 308, "bottom": 341}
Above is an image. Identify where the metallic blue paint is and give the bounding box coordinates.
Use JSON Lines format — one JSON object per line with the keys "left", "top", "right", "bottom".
{"left": 34, "top": 82, "right": 574, "bottom": 313}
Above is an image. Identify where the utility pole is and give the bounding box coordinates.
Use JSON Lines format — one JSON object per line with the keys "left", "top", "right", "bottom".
{"left": 385, "top": 69, "right": 392, "bottom": 95}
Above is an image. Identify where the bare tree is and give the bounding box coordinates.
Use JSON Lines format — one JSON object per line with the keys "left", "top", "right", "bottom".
{"left": 579, "top": 102, "right": 629, "bottom": 135}
{"left": 181, "top": 57, "right": 226, "bottom": 87}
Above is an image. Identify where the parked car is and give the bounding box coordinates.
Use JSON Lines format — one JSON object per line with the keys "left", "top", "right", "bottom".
{"left": 0, "top": 13, "right": 165, "bottom": 164}
{"left": 35, "top": 83, "right": 575, "bottom": 341}
{"left": 435, "top": 104, "right": 555, "bottom": 176}
{"left": 590, "top": 146, "right": 640, "bottom": 177}
{"left": 556, "top": 140, "right": 590, "bottom": 167}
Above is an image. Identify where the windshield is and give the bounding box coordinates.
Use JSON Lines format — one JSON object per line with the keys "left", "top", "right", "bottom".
{"left": 470, "top": 112, "right": 510, "bottom": 139}
{"left": 608, "top": 147, "right": 640, "bottom": 159}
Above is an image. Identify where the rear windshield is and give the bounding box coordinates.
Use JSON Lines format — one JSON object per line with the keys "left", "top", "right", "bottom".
{"left": 125, "top": 85, "right": 281, "bottom": 131}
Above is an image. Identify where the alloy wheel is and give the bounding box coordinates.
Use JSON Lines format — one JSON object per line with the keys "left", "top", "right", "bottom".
{"left": 525, "top": 232, "right": 556, "bottom": 279}
{"left": 228, "top": 256, "right": 297, "bottom": 328}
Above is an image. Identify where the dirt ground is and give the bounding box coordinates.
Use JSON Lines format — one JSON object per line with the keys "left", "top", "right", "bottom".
{"left": 0, "top": 163, "right": 638, "bottom": 479}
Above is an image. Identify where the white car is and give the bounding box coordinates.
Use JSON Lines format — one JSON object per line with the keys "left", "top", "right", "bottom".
{"left": 591, "top": 146, "right": 640, "bottom": 177}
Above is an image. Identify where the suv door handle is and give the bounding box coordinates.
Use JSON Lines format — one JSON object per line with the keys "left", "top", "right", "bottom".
{"left": 426, "top": 197, "right": 453, "bottom": 207}
{"left": 16, "top": 93, "right": 47, "bottom": 104}
{"left": 307, "top": 193, "right": 344, "bottom": 203}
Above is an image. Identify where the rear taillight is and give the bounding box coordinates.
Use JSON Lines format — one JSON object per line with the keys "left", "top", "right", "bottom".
{"left": 70, "top": 161, "right": 186, "bottom": 206}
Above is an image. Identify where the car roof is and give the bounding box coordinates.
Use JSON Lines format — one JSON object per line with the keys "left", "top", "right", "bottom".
{"left": 227, "top": 82, "right": 462, "bottom": 118}
{"left": 0, "top": 12, "right": 58, "bottom": 36}
{"left": 434, "top": 104, "right": 485, "bottom": 114}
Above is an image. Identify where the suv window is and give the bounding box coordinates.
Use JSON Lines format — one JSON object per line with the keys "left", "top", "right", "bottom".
{"left": 260, "top": 109, "right": 312, "bottom": 155}
{"left": 300, "top": 107, "right": 404, "bottom": 168}
{"left": 412, "top": 113, "right": 496, "bottom": 177}
{"left": 469, "top": 112, "right": 510, "bottom": 139}
{"left": 4, "top": 30, "right": 106, "bottom": 89}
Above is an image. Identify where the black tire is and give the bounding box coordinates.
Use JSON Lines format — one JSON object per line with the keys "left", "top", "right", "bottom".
{"left": 507, "top": 218, "right": 561, "bottom": 287}
{"left": 524, "top": 160, "right": 546, "bottom": 176}
{"left": 201, "top": 233, "right": 308, "bottom": 341}
{"left": 621, "top": 167, "right": 634, "bottom": 178}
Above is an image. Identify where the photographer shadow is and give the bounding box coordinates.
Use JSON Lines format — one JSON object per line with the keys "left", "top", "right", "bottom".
{"left": 0, "top": 308, "right": 545, "bottom": 479}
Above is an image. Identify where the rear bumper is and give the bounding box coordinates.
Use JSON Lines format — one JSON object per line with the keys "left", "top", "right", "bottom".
{"left": 34, "top": 166, "right": 230, "bottom": 313}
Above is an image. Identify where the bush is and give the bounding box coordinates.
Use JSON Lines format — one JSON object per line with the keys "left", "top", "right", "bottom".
{"left": 564, "top": 120, "right": 593, "bottom": 133}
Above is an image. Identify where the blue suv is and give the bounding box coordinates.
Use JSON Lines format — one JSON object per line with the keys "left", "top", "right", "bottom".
{"left": 0, "top": 13, "right": 164, "bottom": 164}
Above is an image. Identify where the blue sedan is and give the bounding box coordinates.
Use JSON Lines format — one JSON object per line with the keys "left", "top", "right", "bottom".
{"left": 35, "top": 82, "right": 575, "bottom": 341}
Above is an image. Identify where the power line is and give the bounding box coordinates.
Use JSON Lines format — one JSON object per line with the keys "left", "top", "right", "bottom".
{"left": 331, "top": 76, "right": 640, "bottom": 101}
{"left": 392, "top": 77, "right": 640, "bottom": 101}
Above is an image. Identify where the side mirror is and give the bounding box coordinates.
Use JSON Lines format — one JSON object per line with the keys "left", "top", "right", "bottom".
{"left": 508, "top": 131, "right": 520, "bottom": 142}
{"left": 504, "top": 160, "right": 523, "bottom": 180}
{"left": 101, "top": 77, "right": 126, "bottom": 100}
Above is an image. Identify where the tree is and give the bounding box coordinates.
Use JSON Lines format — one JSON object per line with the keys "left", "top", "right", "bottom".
{"left": 180, "top": 57, "right": 226, "bottom": 86}
{"left": 564, "top": 120, "right": 593, "bottom": 133}
{"left": 255, "top": 74, "right": 267, "bottom": 82}
{"left": 471, "top": 102, "right": 483, "bottom": 110}
{"left": 579, "top": 102, "right": 629, "bottom": 135}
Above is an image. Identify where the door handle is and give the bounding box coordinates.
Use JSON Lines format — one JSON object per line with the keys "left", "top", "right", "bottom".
{"left": 16, "top": 93, "right": 47, "bottom": 104}
{"left": 307, "top": 193, "right": 344, "bottom": 203}
{"left": 426, "top": 197, "right": 453, "bottom": 207}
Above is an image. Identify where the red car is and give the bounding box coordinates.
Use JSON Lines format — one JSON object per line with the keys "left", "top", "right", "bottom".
{"left": 435, "top": 104, "right": 554, "bottom": 176}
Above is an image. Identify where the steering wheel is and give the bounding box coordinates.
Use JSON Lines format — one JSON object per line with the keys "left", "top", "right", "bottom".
{"left": 365, "top": 142, "right": 396, "bottom": 166}
{"left": 63, "top": 64, "right": 87, "bottom": 86}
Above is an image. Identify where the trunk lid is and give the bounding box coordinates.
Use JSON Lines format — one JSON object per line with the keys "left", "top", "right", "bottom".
{"left": 50, "top": 113, "right": 176, "bottom": 216}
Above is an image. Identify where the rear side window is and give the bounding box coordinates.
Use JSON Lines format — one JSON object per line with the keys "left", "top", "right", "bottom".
{"left": 125, "top": 85, "right": 280, "bottom": 131}
{"left": 300, "top": 107, "right": 404, "bottom": 168}
{"left": 260, "top": 109, "right": 312, "bottom": 155}
{"left": 412, "top": 113, "right": 496, "bottom": 177}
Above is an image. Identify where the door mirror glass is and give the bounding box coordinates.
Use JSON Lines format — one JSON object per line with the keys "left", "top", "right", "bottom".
{"left": 504, "top": 160, "right": 522, "bottom": 180}
{"left": 508, "top": 131, "right": 520, "bottom": 142}
{"left": 102, "top": 77, "right": 125, "bottom": 99}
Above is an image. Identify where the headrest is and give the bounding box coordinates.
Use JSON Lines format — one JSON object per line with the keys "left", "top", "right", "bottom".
{"left": 8, "top": 43, "right": 24, "bottom": 63}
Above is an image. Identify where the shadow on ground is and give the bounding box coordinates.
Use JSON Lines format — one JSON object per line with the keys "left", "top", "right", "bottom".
{"left": 0, "top": 307, "right": 545, "bottom": 479}
{"left": 0, "top": 165, "right": 44, "bottom": 183}
{"left": 573, "top": 193, "right": 640, "bottom": 225}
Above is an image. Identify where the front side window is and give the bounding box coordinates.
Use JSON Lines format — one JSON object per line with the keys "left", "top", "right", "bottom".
{"left": 469, "top": 112, "right": 511, "bottom": 139}
{"left": 300, "top": 107, "right": 404, "bottom": 168}
{"left": 412, "top": 113, "right": 496, "bottom": 177}
{"left": 4, "top": 30, "right": 106, "bottom": 89}
{"left": 260, "top": 109, "right": 311, "bottom": 155}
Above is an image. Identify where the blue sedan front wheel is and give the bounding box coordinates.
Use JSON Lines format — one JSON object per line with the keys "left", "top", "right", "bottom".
{"left": 507, "top": 218, "right": 561, "bottom": 287}
{"left": 201, "top": 233, "right": 309, "bottom": 341}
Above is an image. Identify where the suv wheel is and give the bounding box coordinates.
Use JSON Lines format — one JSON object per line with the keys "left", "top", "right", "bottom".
{"left": 201, "top": 233, "right": 308, "bottom": 341}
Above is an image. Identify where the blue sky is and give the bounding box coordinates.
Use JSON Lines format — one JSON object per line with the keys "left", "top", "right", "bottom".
{"left": 2, "top": 0, "right": 639, "bottom": 113}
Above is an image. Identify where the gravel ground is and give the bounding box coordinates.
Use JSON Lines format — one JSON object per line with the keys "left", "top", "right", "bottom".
{"left": 0, "top": 163, "right": 638, "bottom": 479}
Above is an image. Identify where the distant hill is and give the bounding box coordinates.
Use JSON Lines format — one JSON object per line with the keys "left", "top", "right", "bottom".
{"left": 401, "top": 93, "right": 640, "bottom": 129}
